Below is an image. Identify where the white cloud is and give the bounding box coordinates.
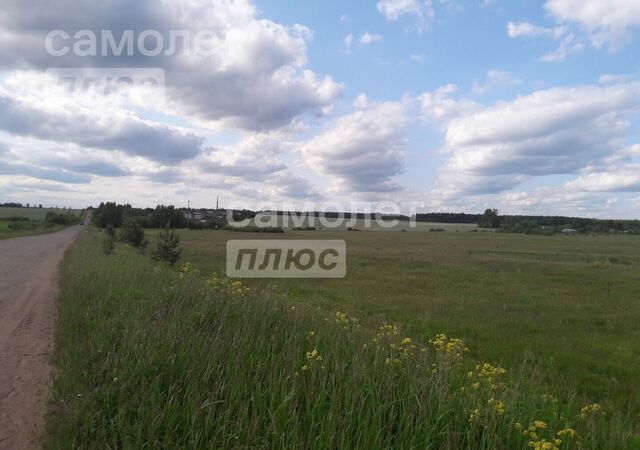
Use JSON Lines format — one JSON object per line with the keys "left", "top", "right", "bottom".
{"left": 360, "top": 32, "right": 383, "bottom": 45}
{"left": 567, "top": 167, "right": 640, "bottom": 193}
{"left": 428, "top": 82, "right": 640, "bottom": 199}
{"left": 0, "top": 0, "right": 344, "bottom": 131}
{"left": 507, "top": 21, "right": 582, "bottom": 62}
{"left": 471, "top": 69, "right": 522, "bottom": 95}
{"left": 302, "top": 100, "right": 411, "bottom": 195}
{"left": 341, "top": 33, "right": 354, "bottom": 54}
{"left": 599, "top": 74, "right": 634, "bottom": 84}
{"left": 545, "top": 0, "right": 640, "bottom": 49}
{"left": 377, "top": 0, "right": 434, "bottom": 32}
{"left": 508, "top": 0, "right": 640, "bottom": 61}
{"left": 344, "top": 33, "right": 354, "bottom": 47}
{"left": 419, "top": 84, "right": 478, "bottom": 125}
{"left": 410, "top": 53, "right": 426, "bottom": 63}
{"left": 0, "top": 73, "right": 203, "bottom": 164}
{"left": 507, "top": 21, "right": 566, "bottom": 39}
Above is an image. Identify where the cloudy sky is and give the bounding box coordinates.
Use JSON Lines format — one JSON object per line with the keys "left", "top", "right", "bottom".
{"left": 0, "top": 0, "right": 639, "bottom": 218}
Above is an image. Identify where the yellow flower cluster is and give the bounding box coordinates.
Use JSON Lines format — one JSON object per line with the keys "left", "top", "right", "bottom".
{"left": 527, "top": 439, "right": 561, "bottom": 450}
{"left": 579, "top": 403, "right": 603, "bottom": 419}
{"left": 466, "top": 362, "right": 506, "bottom": 392}
{"left": 428, "top": 333, "right": 468, "bottom": 358}
{"left": 399, "top": 337, "right": 417, "bottom": 358}
{"left": 522, "top": 421, "right": 577, "bottom": 449}
{"left": 206, "top": 273, "right": 251, "bottom": 298}
{"left": 176, "top": 262, "right": 200, "bottom": 278}
{"left": 334, "top": 311, "right": 360, "bottom": 330}
{"left": 469, "top": 408, "right": 480, "bottom": 423}
{"left": 306, "top": 348, "right": 322, "bottom": 361}
{"left": 523, "top": 421, "right": 547, "bottom": 441}
{"left": 301, "top": 348, "right": 324, "bottom": 371}
{"left": 384, "top": 357, "right": 401, "bottom": 366}
{"left": 556, "top": 428, "right": 577, "bottom": 438}
{"left": 487, "top": 398, "right": 506, "bottom": 415}
{"left": 377, "top": 324, "right": 400, "bottom": 340}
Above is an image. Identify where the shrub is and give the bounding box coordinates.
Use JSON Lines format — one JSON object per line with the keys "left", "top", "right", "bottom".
{"left": 119, "top": 217, "right": 145, "bottom": 248}
{"left": 8, "top": 221, "right": 36, "bottom": 230}
{"left": 151, "top": 227, "right": 182, "bottom": 265}
{"left": 45, "top": 212, "right": 80, "bottom": 225}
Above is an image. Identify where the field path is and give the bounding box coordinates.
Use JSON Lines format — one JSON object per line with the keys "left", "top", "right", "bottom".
{"left": 0, "top": 225, "right": 82, "bottom": 450}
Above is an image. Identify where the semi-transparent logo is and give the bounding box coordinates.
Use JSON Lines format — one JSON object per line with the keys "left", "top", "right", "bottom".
{"left": 227, "top": 240, "right": 346, "bottom": 278}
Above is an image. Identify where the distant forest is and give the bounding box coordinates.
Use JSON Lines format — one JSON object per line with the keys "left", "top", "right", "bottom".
{"left": 13, "top": 202, "right": 636, "bottom": 235}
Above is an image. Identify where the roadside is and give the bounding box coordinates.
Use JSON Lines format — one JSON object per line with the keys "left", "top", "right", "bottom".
{"left": 0, "top": 225, "right": 82, "bottom": 450}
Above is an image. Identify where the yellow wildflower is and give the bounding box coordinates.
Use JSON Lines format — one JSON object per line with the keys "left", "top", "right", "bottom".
{"left": 488, "top": 398, "right": 506, "bottom": 415}
{"left": 579, "top": 403, "right": 603, "bottom": 419}
{"left": 557, "top": 428, "right": 577, "bottom": 438}
{"left": 306, "top": 349, "right": 322, "bottom": 361}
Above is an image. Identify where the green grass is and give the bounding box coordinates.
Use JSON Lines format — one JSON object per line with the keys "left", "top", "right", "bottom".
{"left": 47, "top": 227, "right": 639, "bottom": 449}
{"left": 152, "top": 228, "right": 640, "bottom": 417}
{"left": 0, "top": 206, "right": 81, "bottom": 220}
{"left": 0, "top": 206, "right": 82, "bottom": 239}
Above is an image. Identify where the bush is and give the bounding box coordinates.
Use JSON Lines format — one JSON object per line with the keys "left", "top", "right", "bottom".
{"left": 8, "top": 221, "right": 36, "bottom": 230}
{"left": 151, "top": 227, "right": 182, "bottom": 265}
{"left": 119, "top": 217, "right": 146, "bottom": 248}
{"left": 45, "top": 212, "right": 80, "bottom": 225}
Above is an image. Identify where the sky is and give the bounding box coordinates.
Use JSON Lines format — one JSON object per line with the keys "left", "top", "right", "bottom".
{"left": 0, "top": 0, "right": 639, "bottom": 218}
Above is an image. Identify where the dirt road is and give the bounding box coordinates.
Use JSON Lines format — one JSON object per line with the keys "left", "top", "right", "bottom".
{"left": 0, "top": 225, "right": 82, "bottom": 450}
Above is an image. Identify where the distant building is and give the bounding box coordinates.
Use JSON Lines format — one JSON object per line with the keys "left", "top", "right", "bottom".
{"left": 181, "top": 208, "right": 226, "bottom": 223}
{"left": 562, "top": 228, "right": 578, "bottom": 235}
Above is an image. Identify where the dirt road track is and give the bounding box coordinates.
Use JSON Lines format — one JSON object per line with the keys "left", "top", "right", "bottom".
{"left": 0, "top": 225, "right": 82, "bottom": 450}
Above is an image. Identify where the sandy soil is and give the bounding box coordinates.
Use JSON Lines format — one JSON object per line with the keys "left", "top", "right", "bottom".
{"left": 0, "top": 225, "right": 82, "bottom": 450}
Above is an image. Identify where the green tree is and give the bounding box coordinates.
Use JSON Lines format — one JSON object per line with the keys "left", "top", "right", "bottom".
{"left": 151, "top": 227, "right": 182, "bottom": 265}
{"left": 119, "top": 217, "right": 146, "bottom": 248}
{"left": 150, "top": 205, "right": 186, "bottom": 229}
{"left": 478, "top": 208, "right": 500, "bottom": 229}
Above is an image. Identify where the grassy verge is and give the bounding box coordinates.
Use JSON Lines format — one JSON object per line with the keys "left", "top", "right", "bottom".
{"left": 0, "top": 221, "right": 67, "bottom": 240}
{"left": 47, "top": 227, "right": 638, "bottom": 449}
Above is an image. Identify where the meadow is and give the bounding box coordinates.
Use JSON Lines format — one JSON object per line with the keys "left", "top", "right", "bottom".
{"left": 0, "top": 206, "right": 82, "bottom": 239}
{"left": 158, "top": 226, "right": 640, "bottom": 416}
{"left": 46, "top": 226, "right": 639, "bottom": 449}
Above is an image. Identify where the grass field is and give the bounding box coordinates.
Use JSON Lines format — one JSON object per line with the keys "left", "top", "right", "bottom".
{"left": 149, "top": 227, "right": 640, "bottom": 417}
{"left": 47, "top": 227, "right": 638, "bottom": 448}
{"left": 0, "top": 206, "right": 82, "bottom": 239}
{"left": 0, "top": 206, "right": 81, "bottom": 219}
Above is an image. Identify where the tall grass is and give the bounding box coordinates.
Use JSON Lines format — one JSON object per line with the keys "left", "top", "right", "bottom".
{"left": 47, "top": 228, "right": 638, "bottom": 449}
